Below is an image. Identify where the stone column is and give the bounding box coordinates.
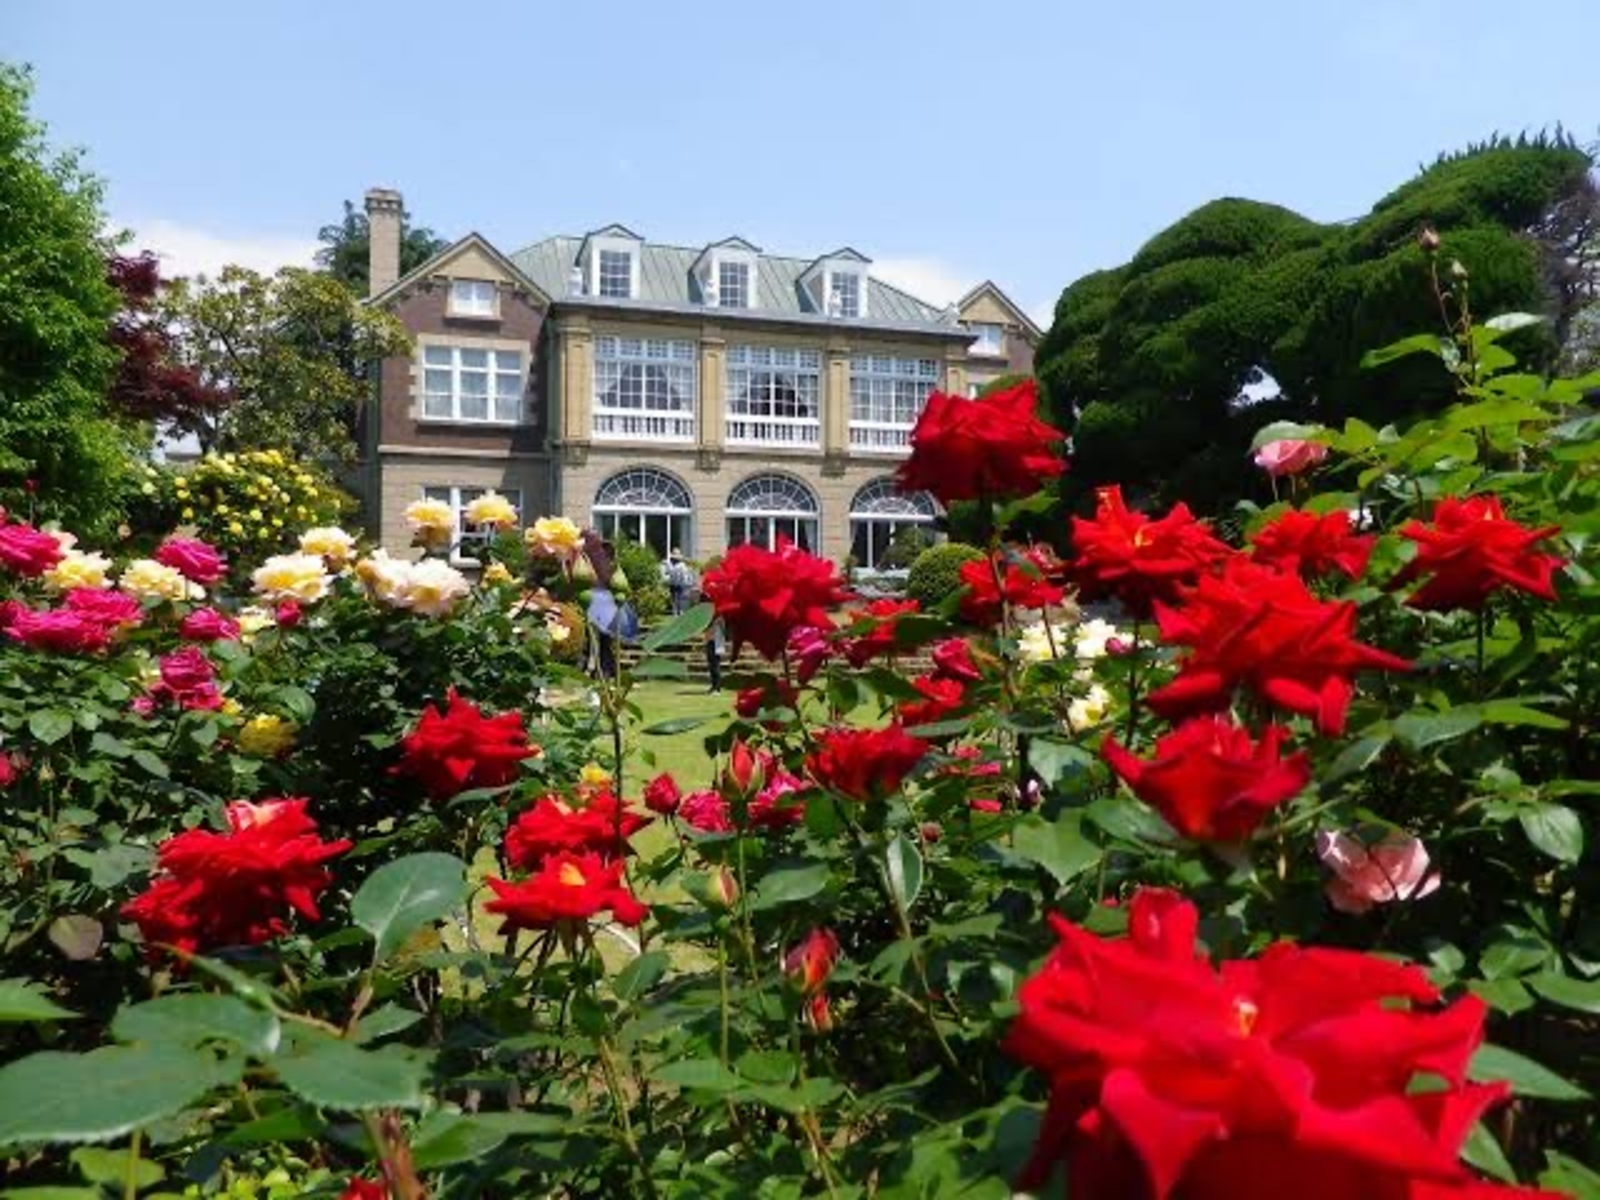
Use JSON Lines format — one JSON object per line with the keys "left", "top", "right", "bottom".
{"left": 557, "top": 317, "right": 593, "bottom": 466}
{"left": 943, "top": 344, "right": 968, "bottom": 398}
{"left": 822, "top": 338, "right": 850, "bottom": 475}
{"left": 363, "top": 188, "right": 403, "bottom": 298}
{"left": 697, "top": 327, "right": 725, "bottom": 470}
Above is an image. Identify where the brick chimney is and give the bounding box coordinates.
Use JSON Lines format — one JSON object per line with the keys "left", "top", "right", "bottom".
{"left": 364, "top": 187, "right": 404, "bottom": 297}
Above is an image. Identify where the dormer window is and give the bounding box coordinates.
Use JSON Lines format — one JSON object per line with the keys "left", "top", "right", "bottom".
{"left": 449, "top": 279, "right": 498, "bottom": 318}
{"left": 828, "top": 271, "right": 861, "bottom": 319}
{"left": 597, "top": 249, "right": 633, "bottom": 298}
{"left": 718, "top": 260, "right": 750, "bottom": 309}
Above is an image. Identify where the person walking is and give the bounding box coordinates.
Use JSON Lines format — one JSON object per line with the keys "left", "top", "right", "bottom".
{"left": 704, "top": 615, "right": 726, "bottom": 693}
{"left": 665, "top": 548, "right": 695, "bottom": 616}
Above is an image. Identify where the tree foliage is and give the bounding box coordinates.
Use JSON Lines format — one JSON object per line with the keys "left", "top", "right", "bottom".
{"left": 160, "top": 266, "right": 412, "bottom": 463}
{"left": 0, "top": 65, "right": 133, "bottom": 532}
{"left": 315, "top": 198, "right": 448, "bottom": 295}
{"left": 1037, "top": 134, "right": 1596, "bottom": 513}
{"left": 105, "top": 252, "right": 230, "bottom": 436}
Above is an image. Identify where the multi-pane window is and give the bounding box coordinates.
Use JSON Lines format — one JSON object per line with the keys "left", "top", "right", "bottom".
{"left": 421, "top": 345, "right": 523, "bottom": 423}
{"left": 725, "top": 345, "right": 821, "bottom": 446}
{"left": 849, "top": 478, "right": 939, "bottom": 571}
{"left": 725, "top": 474, "right": 820, "bottom": 553}
{"left": 969, "top": 323, "right": 1003, "bottom": 356}
{"left": 718, "top": 261, "right": 750, "bottom": 309}
{"left": 597, "top": 249, "right": 633, "bottom": 298}
{"left": 849, "top": 355, "right": 939, "bottom": 451}
{"left": 592, "top": 336, "right": 698, "bottom": 441}
{"left": 422, "top": 486, "right": 523, "bottom": 564}
{"left": 449, "top": 279, "right": 497, "bottom": 317}
{"left": 828, "top": 271, "right": 861, "bottom": 318}
{"left": 593, "top": 468, "right": 694, "bottom": 559}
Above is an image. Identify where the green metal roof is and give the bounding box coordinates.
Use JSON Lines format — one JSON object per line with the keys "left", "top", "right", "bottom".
{"left": 511, "top": 234, "right": 959, "bottom": 334}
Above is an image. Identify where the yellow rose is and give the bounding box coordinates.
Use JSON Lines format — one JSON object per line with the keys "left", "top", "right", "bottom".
{"left": 119, "top": 558, "right": 201, "bottom": 603}
{"left": 464, "top": 491, "right": 518, "bottom": 530}
{"left": 524, "top": 516, "right": 583, "bottom": 560}
{"left": 43, "top": 551, "right": 112, "bottom": 592}
{"left": 393, "top": 559, "right": 470, "bottom": 617}
{"left": 355, "top": 549, "right": 412, "bottom": 603}
{"left": 236, "top": 606, "right": 275, "bottom": 641}
{"left": 482, "top": 561, "right": 513, "bottom": 585}
{"left": 238, "top": 714, "right": 296, "bottom": 758}
{"left": 299, "top": 526, "right": 356, "bottom": 570}
{"left": 579, "top": 762, "right": 613, "bottom": 789}
{"left": 403, "top": 498, "right": 454, "bottom": 534}
{"left": 252, "top": 552, "right": 331, "bottom": 604}
{"left": 1067, "top": 684, "right": 1114, "bottom": 731}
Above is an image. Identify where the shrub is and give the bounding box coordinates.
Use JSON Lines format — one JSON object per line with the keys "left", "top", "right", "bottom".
{"left": 877, "top": 524, "right": 933, "bottom": 571}
{"left": 905, "top": 540, "right": 982, "bottom": 608}
{"left": 612, "top": 534, "right": 669, "bottom": 622}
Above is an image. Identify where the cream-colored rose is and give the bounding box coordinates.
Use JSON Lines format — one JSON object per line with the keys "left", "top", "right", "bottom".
{"left": 120, "top": 558, "right": 203, "bottom": 602}
{"left": 1067, "top": 684, "right": 1114, "bottom": 731}
{"left": 1073, "top": 618, "right": 1124, "bottom": 661}
{"left": 1017, "top": 620, "right": 1071, "bottom": 664}
{"left": 252, "top": 553, "right": 331, "bottom": 604}
{"left": 238, "top": 713, "right": 296, "bottom": 757}
{"left": 482, "top": 561, "right": 513, "bottom": 585}
{"left": 298, "top": 526, "right": 357, "bottom": 570}
{"left": 354, "top": 549, "right": 412, "bottom": 604}
{"left": 404, "top": 498, "right": 455, "bottom": 534}
{"left": 236, "top": 606, "right": 276, "bottom": 641}
{"left": 464, "top": 491, "right": 519, "bottom": 530}
{"left": 524, "top": 515, "right": 583, "bottom": 560}
{"left": 394, "top": 559, "right": 470, "bottom": 617}
{"left": 44, "top": 550, "right": 113, "bottom": 592}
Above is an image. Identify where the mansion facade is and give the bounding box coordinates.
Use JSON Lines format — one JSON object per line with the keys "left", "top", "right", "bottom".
{"left": 357, "top": 188, "right": 1040, "bottom": 568}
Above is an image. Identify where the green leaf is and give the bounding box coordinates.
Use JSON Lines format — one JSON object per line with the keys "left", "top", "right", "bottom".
{"left": 1529, "top": 973, "right": 1600, "bottom": 1014}
{"left": 1519, "top": 804, "right": 1583, "bottom": 864}
{"left": 410, "top": 1111, "right": 512, "bottom": 1170}
{"left": 1470, "top": 1044, "right": 1589, "bottom": 1101}
{"left": 885, "top": 834, "right": 924, "bottom": 910}
{"left": 752, "top": 863, "right": 831, "bottom": 911}
{"left": 352, "top": 1004, "right": 424, "bottom": 1043}
{"left": 0, "top": 979, "right": 78, "bottom": 1023}
{"left": 1012, "top": 813, "right": 1102, "bottom": 885}
{"left": 111, "top": 994, "right": 281, "bottom": 1057}
{"left": 1249, "top": 420, "right": 1326, "bottom": 451}
{"left": 272, "top": 1035, "right": 430, "bottom": 1110}
{"left": 1479, "top": 700, "right": 1569, "bottom": 731}
{"left": 1393, "top": 709, "right": 1481, "bottom": 751}
{"left": 4, "top": 1186, "right": 108, "bottom": 1198}
{"left": 70, "top": 1146, "right": 164, "bottom": 1189}
{"left": 735, "top": 1049, "right": 797, "bottom": 1085}
{"left": 129, "top": 750, "right": 169, "bottom": 779}
{"left": 652, "top": 1057, "right": 741, "bottom": 1093}
{"left": 1027, "top": 739, "right": 1093, "bottom": 789}
{"left": 1361, "top": 332, "right": 1447, "bottom": 369}
{"left": 1540, "top": 1151, "right": 1600, "bottom": 1199}
{"left": 641, "top": 601, "right": 712, "bottom": 651}
{"left": 612, "top": 950, "right": 670, "bottom": 1003}
{"left": 87, "top": 732, "right": 130, "bottom": 759}
{"left": 27, "top": 709, "right": 73, "bottom": 746}
{"left": 87, "top": 843, "right": 153, "bottom": 890}
{"left": 0, "top": 1045, "right": 239, "bottom": 1146}
{"left": 273, "top": 685, "right": 315, "bottom": 722}
{"left": 1460, "top": 1121, "right": 1516, "bottom": 1183}
{"left": 629, "top": 657, "right": 688, "bottom": 680}
{"left": 642, "top": 716, "right": 708, "bottom": 736}
{"left": 350, "top": 852, "right": 467, "bottom": 964}
{"left": 1322, "top": 733, "right": 1390, "bottom": 785}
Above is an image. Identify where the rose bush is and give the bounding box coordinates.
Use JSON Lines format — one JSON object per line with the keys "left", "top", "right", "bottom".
{"left": 1, "top": 264, "right": 1599, "bottom": 1198}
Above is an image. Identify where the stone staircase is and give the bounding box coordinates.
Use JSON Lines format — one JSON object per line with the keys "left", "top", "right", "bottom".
{"left": 618, "top": 638, "right": 936, "bottom": 683}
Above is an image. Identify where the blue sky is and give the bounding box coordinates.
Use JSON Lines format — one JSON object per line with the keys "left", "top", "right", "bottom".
{"left": 8, "top": 0, "right": 1597, "bottom": 324}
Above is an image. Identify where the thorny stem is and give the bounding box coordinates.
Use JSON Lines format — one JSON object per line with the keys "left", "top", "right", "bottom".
{"left": 123, "top": 1130, "right": 142, "bottom": 1200}
{"left": 1124, "top": 620, "right": 1142, "bottom": 744}
{"left": 597, "top": 1034, "right": 659, "bottom": 1199}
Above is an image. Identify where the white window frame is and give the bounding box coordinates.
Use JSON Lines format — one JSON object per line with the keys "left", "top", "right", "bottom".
{"left": 725, "top": 474, "right": 821, "bottom": 553}
{"left": 827, "top": 269, "right": 863, "bottom": 318}
{"left": 421, "top": 344, "right": 525, "bottom": 424}
{"left": 422, "top": 485, "right": 523, "bottom": 567}
{"left": 724, "top": 345, "right": 822, "bottom": 448}
{"left": 968, "top": 322, "right": 1004, "bottom": 356}
{"left": 588, "top": 234, "right": 641, "bottom": 300}
{"left": 717, "top": 260, "right": 750, "bottom": 310}
{"left": 848, "top": 354, "right": 939, "bottom": 452}
{"left": 448, "top": 279, "right": 499, "bottom": 318}
{"left": 593, "top": 468, "right": 694, "bottom": 558}
{"left": 592, "top": 335, "right": 698, "bottom": 442}
{"left": 849, "top": 478, "right": 939, "bottom": 570}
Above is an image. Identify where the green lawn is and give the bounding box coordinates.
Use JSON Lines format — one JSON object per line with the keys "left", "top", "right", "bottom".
{"left": 626, "top": 679, "right": 734, "bottom": 792}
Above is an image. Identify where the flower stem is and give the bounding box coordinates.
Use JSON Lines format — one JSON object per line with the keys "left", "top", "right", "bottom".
{"left": 1124, "top": 620, "right": 1142, "bottom": 743}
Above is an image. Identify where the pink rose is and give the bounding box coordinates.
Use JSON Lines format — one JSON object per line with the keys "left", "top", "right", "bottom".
{"left": 786, "top": 625, "right": 832, "bottom": 685}
{"left": 274, "top": 599, "right": 303, "bottom": 629}
{"left": 155, "top": 537, "right": 226, "bottom": 585}
{"left": 5, "top": 609, "right": 110, "bottom": 653}
{"left": 1252, "top": 438, "right": 1328, "bottom": 479}
{"left": 159, "top": 647, "right": 215, "bottom": 694}
{"left": 1316, "top": 830, "right": 1441, "bottom": 914}
{"left": 0, "top": 522, "right": 66, "bottom": 577}
{"left": 180, "top": 607, "right": 240, "bottom": 642}
{"left": 64, "top": 589, "right": 144, "bottom": 630}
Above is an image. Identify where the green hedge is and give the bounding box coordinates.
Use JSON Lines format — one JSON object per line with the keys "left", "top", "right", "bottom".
{"left": 905, "top": 542, "right": 983, "bottom": 610}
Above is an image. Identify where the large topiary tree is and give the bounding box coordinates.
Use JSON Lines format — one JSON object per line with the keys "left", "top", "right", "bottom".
{"left": 1037, "top": 134, "right": 1594, "bottom": 515}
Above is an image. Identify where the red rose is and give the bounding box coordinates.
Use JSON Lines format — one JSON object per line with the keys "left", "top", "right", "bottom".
{"left": 275, "top": 598, "right": 304, "bottom": 628}
{"left": 786, "top": 625, "right": 833, "bottom": 683}
{"left": 724, "top": 738, "right": 764, "bottom": 797}
{"left": 930, "top": 637, "right": 983, "bottom": 683}
{"left": 5, "top": 608, "right": 111, "bottom": 653}
{"left": 805, "top": 724, "right": 927, "bottom": 801}
{"left": 1067, "top": 485, "right": 1233, "bottom": 617}
{"left": 1004, "top": 887, "right": 1539, "bottom": 1197}
{"left": 0, "top": 522, "right": 65, "bottom": 577}
{"left": 1148, "top": 559, "right": 1411, "bottom": 735}
{"left": 394, "top": 689, "right": 536, "bottom": 800}
{"left": 1391, "top": 495, "right": 1564, "bottom": 612}
{"left": 840, "top": 598, "right": 920, "bottom": 667}
{"left": 504, "top": 790, "right": 648, "bottom": 870}
{"left": 1250, "top": 508, "right": 1374, "bottom": 581}
{"left": 642, "top": 772, "right": 682, "bottom": 815}
{"left": 898, "top": 675, "right": 966, "bottom": 728}
{"left": 180, "top": 606, "right": 241, "bottom": 642}
{"left": 63, "top": 588, "right": 144, "bottom": 630}
{"left": 748, "top": 769, "right": 808, "bottom": 829}
{"left": 340, "top": 1179, "right": 387, "bottom": 1200}
{"left": 736, "top": 679, "right": 799, "bottom": 720}
{"left": 1101, "top": 715, "right": 1311, "bottom": 842}
{"left": 155, "top": 536, "right": 226, "bottom": 585}
{"left": 783, "top": 927, "right": 840, "bottom": 995}
{"left": 701, "top": 539, "right": 850, "bottom": 660}
{"left": 895, "top": 379, "right": 1067, "bottom": 504}
{"left": 120, "top": 797, "right": 350, "bottom": 957}
{"left": 959, "top": 549, "right": 1065, "bottom": 626}
{"left": 0, "top": 752, "right": 21, "bottom": 788}
{"left": 679, "top": 790, "right": 733, "bottom": 833}
{"left": 484, "top": 852, "right": 647, "bottom": 933}
{"left": 159, "top": 646, "right": 216, "bottom": 694}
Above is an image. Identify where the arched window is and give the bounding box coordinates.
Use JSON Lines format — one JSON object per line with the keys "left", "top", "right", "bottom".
{"left": 849, "top": 478, "right": 938, "bottom": 570}
{"left": 725, "top": 474, "right": 820, "bottom": 553}
{"left": 593, "top": 468, "right": 693, "bottom": 558}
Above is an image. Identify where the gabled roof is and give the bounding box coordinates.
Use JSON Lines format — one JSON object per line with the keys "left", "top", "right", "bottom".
{"left": 512, "top": 234, "right": 959, "bottom": 334}
{"left": 689, "top": 236, "right": 763, "bottom": 276}
{"left": 957, "top": 279, "right": 1043, "bottom": 340}
{"left": 366, "top": 232, "right": 551, "bottom": 309}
